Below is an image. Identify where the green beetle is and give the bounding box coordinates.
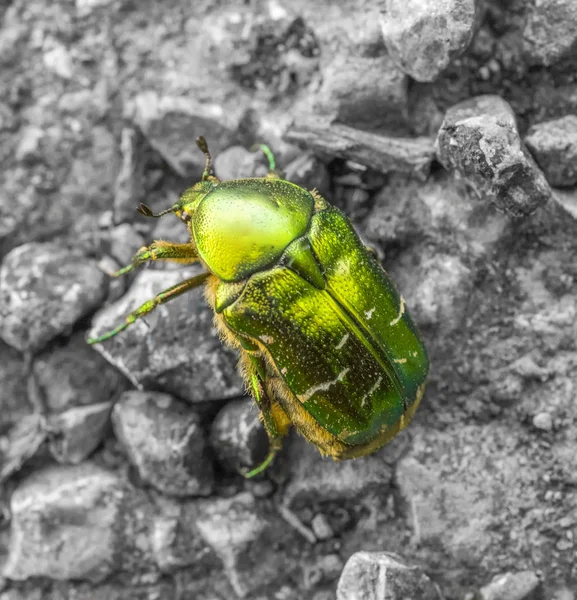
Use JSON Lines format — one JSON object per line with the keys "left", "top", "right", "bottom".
{"left": 89, "top": 137, "right": 429, "bottom": 477}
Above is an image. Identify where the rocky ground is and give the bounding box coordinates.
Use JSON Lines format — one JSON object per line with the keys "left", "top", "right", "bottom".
{"left": 0, "top": 0, "right": 576, "bottom": 598}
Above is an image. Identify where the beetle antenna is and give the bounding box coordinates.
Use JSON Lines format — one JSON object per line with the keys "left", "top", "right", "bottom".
{"left": 136, "top": 203, "right": 178, "bottom": 218}
{"left": 196, "top": 136, "right": 214, "bottom": 181}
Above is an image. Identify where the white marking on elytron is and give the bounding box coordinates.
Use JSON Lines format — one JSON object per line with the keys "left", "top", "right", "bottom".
{"left": 333, "top": 257, "right": 351, "bottom": 277}
{"left": 259, "top": 334, "right": 274, "bottom": 344}
{"left": 364, "top": 307, "right": 375, "bottom": 320}
{"left": 389, "top": 296, "right": 405, "bottom": 326}
{"left": 412, "top": 351, "right": 418, "bottom": 357}
{"left": 393, "top": 358, "right": 407, "bottom": 364}
{"left": 335, "top": 333, "right": 349, "bottom": 350}
{"left": 360, "top": 376, "right": 383, "bottom": 407}
{"left": 281, "top": 367, "right": 288, "bottom": 375}
{"left": 298, "top": 367, "right": 350, "bottom": 403}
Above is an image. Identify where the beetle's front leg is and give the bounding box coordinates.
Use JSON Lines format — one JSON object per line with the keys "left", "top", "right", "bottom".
{"left": 88, "top": 272, "right": 210, "bottom": 344}
{"left": 241, "top": 353, "right": 291, "bottom": 478}
{"left": 112, "top": 241, "right": 200, "bottom": 277}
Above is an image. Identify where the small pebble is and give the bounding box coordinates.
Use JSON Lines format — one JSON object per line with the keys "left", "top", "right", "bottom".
{"left": 311, "top": 513, "right": 334, "bottom": 541}
{"left": 532, "top": 412, "right": 553, "bottom": 431}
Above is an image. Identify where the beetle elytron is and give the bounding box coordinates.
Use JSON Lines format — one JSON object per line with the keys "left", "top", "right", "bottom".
{"left": 89, "top": 137, "right": 429, "bottom": 477}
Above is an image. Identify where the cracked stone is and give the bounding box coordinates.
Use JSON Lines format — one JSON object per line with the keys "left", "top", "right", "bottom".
{"left": 89, "top": 268, "right": 243, "bottom": 403}
{"left": 0, "top": 243, "right": 107, "bottom": 352}
{"left": 435, "top": 95, "right": 552, "bottom": 217}
{"left": 47, "top": 401, "right": 113, "bottom": 464}
{"left": 195, "top": 492, "right": 300, "bottom": 598}
{"left": 209, "top": 398, "right": 268, "bottom": 476}
{"left": 3, "top": 463, "right": 127, "bottom": 583}
{"left": 380, "top": 0, "right": 484, "bottom": 82}
{"left": 337, "top": 551, "right": 443, "bottom": 600}
{"left": 525, "top": 116, "right": 577, "bottom": 188}
{"left": 130, "top": 92, "right": 244, "bottom": 178}
{"left": 478, "top": 570, "right": 541, "bottom": 600}
{"left": 33, "top": 332, "right": 128, "bottom": 413}
{"left": 314, "top": 54, "right": 409, "bottom": 132}
{"left": 112, "top": 390, "right": 214, "bottom": 497}
{"left": 523, "top": 0, "right": 577, "bottom": 67}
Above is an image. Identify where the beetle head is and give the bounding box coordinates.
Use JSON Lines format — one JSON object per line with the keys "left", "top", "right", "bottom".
{"left": 136, "top": 136, "right": 220, "bottom": 229}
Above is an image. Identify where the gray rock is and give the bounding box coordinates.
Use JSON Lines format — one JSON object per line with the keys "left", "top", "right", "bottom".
{"left": 310, "top": 513, "right": 334, "bottom": 541}
{"left": 435, "top": 95, "right": 552, "bottom": 217}
{"left": 523, "top": 0, "right": 577, "bottom": 66}
{"left": 195, "top": 491, "right": 300, "bottom": 598}
{"left": 532, "top": 411, "right": 553, "bottom": 432}
{"left": 33, "top": 333, "right": 127, "bottom": 413}
{"left": 0, "top": 243, "right": 107, "bottom": 352}
{"left": 112, "top": 390, "right": 214, "bottom": 497}
{"left": 213, "top": 145, "right": 267, "bottom": 181}
{"left": 209, "top": 398, "right": 268, "bottom": 475}
{"left": 43, "top": 41, "right": 74, "bottom": 80}
{"left": 109, "top": 223, "right": 145, "bottom": 267}
{"left": 525, "top": 116, "right": 577, "bottom": 188}
{"left": 394, "top": 251, "right": 474, "bottom": 331}
{"left": 336, "top": 551, "right": 443, "bottom": 600}
{"left": 149, "top": 496, "right": 215, "bottom": 573}
{"left": 478, "top": 570, "right": 541, "bottom": 600}
{"left": 130, "top": 92, "right": 244, "bottom": 178}
{"left": 364, "top": 170, "right": 509, "bottom": 256}
{"left": 314, "top": 54, "right": 408, "bottom": 132}
{"left": 285, "top": 119, "right": 435, "bottom": 181}
{"left": 89, "top": 268, "right": 244, "bottom": 403}
{"left": 47, "top": 401, "right": 113, "bottom": 464}
{"left": 15, "top": 126, "right": 43, "bottom": 164}
{"left": 303, "top": 553, "right": 344, "bottom": 591}
{"left": 113, "top": 128, "right": 145, "bottom": 224}
{"left": 380, "top": 0, "right": 484, "bottom": 82}
{"left": 76, "top": 0, "right": 116, "bottom": 18}
{"left": 283, "top": 153, "right": 331, "bottom": 198}
{"left": 223, "top": 5, "right": 320, "bottom": 98}
{"left": 3, "top": 463, "right": 127, "bottom": 582}
{"left": 0, "top": 341, "right": 31, "bottom": 427}
{"left": 0, "top": 414, "right": 46, "bottom": 482}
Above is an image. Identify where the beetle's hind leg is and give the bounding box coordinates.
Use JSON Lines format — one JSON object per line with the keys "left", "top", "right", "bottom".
{"left": 88, "top": 272, "right": 209, "bottom": 344}
{"left": 239, "top": 352, "right": 291, "bottom": 478}
{"left": 112, "top": 241, "right": 200, "bottom": 277}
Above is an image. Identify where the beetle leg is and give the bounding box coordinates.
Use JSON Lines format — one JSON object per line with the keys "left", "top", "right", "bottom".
{"left": 111, "top": 241, "right": 200, "bottom": 277}
{"left": 87, "top": 272, "right": 210, "bottom": 344}
{"left": 242, "top": 354, "right": 289, "bottom": 478}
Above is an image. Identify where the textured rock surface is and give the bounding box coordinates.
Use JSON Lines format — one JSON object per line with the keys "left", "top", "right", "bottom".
{"left": 380, "top": 0, "right": 483, "bottom": 82}
{"left": 0, "top": 243, "right": 107, "bottom": 352}
{"left": 3, "top": 463, "right": 129, "bottom": 582}
{"left": 522, "top": 0, "right": 577, "bottom": 67}
{"left": 337, "top": 551, "right": 443, "bottom": 600}
{"left": 1, "top": 1, "right": 577, "bottom": 598}
{"left": 89, "top": 268, "right": 244, "bottom": 403}
{"left": 112, "top": 391, "right": 214, "bottom": 497}
{"left": 46, "top": 401, "right": 112, "bottom": 464}
{"left": 33, "top": 333, "right": 128, "bottom": 413}
{"left": 478, "top": 570, "right": 542, "bottom": 600}
{"left": 209, "top": 398, "right": 268, "bottom": 475}
{"left": 314, "top": 54, "right": 408, "bottom": 131}
{"left": 525, "top": 116, "right": 577, "bottom": 188}
{"left": 194, "top": 492, "right": 301, "bottom": 598}
{"left": 436, "top": 95, "right": 552, "bottom": 217}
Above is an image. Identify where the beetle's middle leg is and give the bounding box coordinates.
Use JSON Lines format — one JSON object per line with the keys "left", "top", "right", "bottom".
{"left": 112, "top": 241, "right": 200, "bottom": 277}
{"left": 88, "top": 272, "right": 210, "bottom": 344}
{"left": 239, "top": 352, "right": 291, "bottom": 477}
